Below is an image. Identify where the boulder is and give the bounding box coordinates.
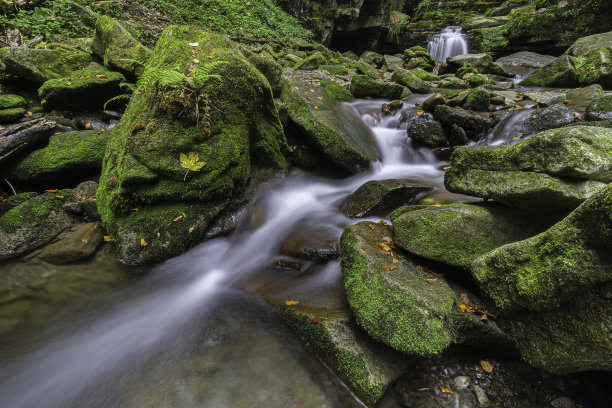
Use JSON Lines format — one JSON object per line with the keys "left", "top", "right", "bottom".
{"left": 38, "top": 69, "right": 125, "bottom": 111}
{"left": 522, "top": 91, "right": 566, "bottom": 107}
{"left": 564, "top": 31, "right": 612, "bottom": 57}
{"left": 241, "top": 50, "right": 283, "bottom": 96}
{"left": 91, "top": 16, "right": 152, "bottom": 77}
{"left": 468, "top": 74, "right": 486, "bottom": 87}
{"left": 0, "top": 45, "right": 92, "bottom": 84}
{"left": 495, "top": 51, "right": 557, "bottom": 76}
{"left": 294, "top": 51, "right": 327, "bottom": 70}
{"left": 0, "top": 94, "right": 26, "bottom": 110}
{"left": 422, "top": 93, "right": 444, "bottom": 113}
{"left": 390, "top": 203, "right": 563, "bottom": 269}
{"left": 28, "top": 222, "right": 105, "bottom": 264}
{"left": 407, "top": 121, "right": 448, "bottom": 148}
{"left": 279, "top": 225, "right": 340, "bottom": 262}
{"left": 462, "top": 87, "right": 490, "bottom": 111}
{"left": 349, "top": 75, "right": 406, "bottom": 100}
{"left": 0, "top": 107, "right": 26, "bottom": 123}
{"left": 514, "top": 104, "right": 576, "bottom": 140}
{"left": 5, "top": 130, "right": 109, "bottom": 182}
{"left": 383, "top": 54, "right": 403, "bottom": 71}
{"left": 340, "top": 179, "right": 431, "bottom": 218}
{"left": 97, "top": 26, "right": 288, "bottom": 265}
{"left": 446, "top": 54, "right": 504, "bottom": 75}
{"left": 445, "top": 126, "right": 612, "bottom": 210}
{"left": 403, "top": 46, "right": 435, "bottom": 71}
{"left": 434, "top": 104, "right": 492, "bottom": 138}
{"left": 391, "top": 68, "right": 430, "bottom": 94}
{"left": 464, "top": 15, "right": 509, "bottom": 30}
{"left": 341, "top": 222, "right": 508, "bottom": 356}
{"left": 566, "top": 84, "right": 603, "bottom": 105}
{"left": 471, "top": 184, "right": 612, "bottom": 373}
{"left": 585, "top": 94, "right": 612, "bottom": 121}
{"left": 281, "top": 76, "right": 381, "bottom": 172}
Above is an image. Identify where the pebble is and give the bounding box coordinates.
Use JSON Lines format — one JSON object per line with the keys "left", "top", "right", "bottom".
{"left": 453, "top": 375, "right": 471, "bottom": 388}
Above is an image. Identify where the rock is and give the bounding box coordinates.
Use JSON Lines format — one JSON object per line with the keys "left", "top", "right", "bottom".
{"left": 403, "top": 46, "right": 435, "bottom": 71}
{"left": 551, "top": 397, "right": 576, "bottom": 408}
{"left": 97, "top": 26, "right": 288, "bottom": 265}
{"left": 391, "top": 68, "right": 430, "bottom": 94}
{"left": 0, "top": 118, "right": 72, "bottom": 164}
{"left": 473, "top": 385, "right": 489, "bottom": 407}
{"left": 585, "top": 94, "right": 612, "bottom": 121}
{"left": 0, "top": 94, "right": 27, "bottom": 110}
{"left": 319, "top": 64, "right": 348, "bottom": 75}
{"left": 453, "top": 375, "right": 471, "bottom": 388}
{"left": 514, "top": 104, "right": 576, "bottom": 140}
{"left": 340, "top": 179, "right": 431, "bottom": 218}
{"left": 462, "top": 88, "right": 490, "bottom": 111}
{"left": 520, "top": 55, "right": 576, "bottom": 87}
{"left": 410, "top": 68, "right": 439, "bottom": 82}
{"left": 73, "top": 111, "right": 120, "bottom": 131}
{"left": 0, "top": 191, "right": 36, "bottom": 217}
{"left": 444, "top": 90, "right": 469, "bottom": 107}
{"left": 471, "top": 184, "right": 612, "bottom": 373}
{"left": 390, "top": 203, "right": 563, "bottom": 269}
{"left": 38, "top": 69, "right": 125, "bottom": 111}
{"left": 383, "top": 54, "right": 403, "bottom": 71}
{"left": 0, "top": 45, "right": 92, "bottom": 84}
{"left": 281, "top": 76, "right": 381, "bottom": 172}
{"left": 0, "top": 190, "right": 79, "bottom": 260}
{"left": 564, "top": 31, "right": 612, "bottom": 57}
{"left": 422, "top": 93, "right": 445, "bottom": 113}
{"left": 440, "top": 77, "right": 470, "bottom": 89}
{"left": 434, "top": 105, "right": 492, "bottom": 139}
{"left": 448, "top": 123, "right": 469, "bottom": 146}
{"left": 523, "top": 91, "right": 566, "bottom": 107}
{"left": 28, "top": 222, "right": 104, "bottom": 264}
{"left": 468, "top": 74, "right": 486, "bottom": 87}
{"left": 360, "top": 51, "right": 385, "bottom": 68}
{"left": 341, "top": 222, "right": 508, "bottom": 356}
{"left": 349, "top": 75, "right": 405, "bottom": 100}
{"left": 566, "top": 84, "right": 603, "bottom": 105}
{"left": 465, "top": 15, "right": 509, "bottom": 29}
{"left": 91, "top": 16, "right": 152, "bottom": 78}
{"left": 495, "top": 51, "right": 557, "bottom": 76}
{"left": 279, "top": 304, "right": 408, "bottom": 407}
{"left": 295, "top": 51, "right": 327, "bottom": 70}
{"left": 445, "top": 126, "right": 612, "bottom": 210}
{"left": 4, "top": 130, "right": 109, "bottom": 183}
{"left": 242, "top": 50, "right": 283, "bottom": 97}
{"left": 279, "top": 225, "right": 340, "bottom": 262}
{"left": 446, "top": 54, "right": 504, "bottom": 75}
{"left": 0, "top": 107, "right": 26, "bottom": 123}
{"left": 407, "top": 121, "right": 448, "bottom": 148}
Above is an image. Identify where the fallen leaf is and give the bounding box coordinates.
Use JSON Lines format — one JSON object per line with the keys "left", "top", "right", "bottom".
{"left": 45, "top": 189, "right": 58, "bottom": 193}
{"left": 188, "top": 226, "right": 194, "bottom": 233}
{"left": 383, "top": 264, "right": 397, "bottom": 271}
{"left": 426, "top": 278, "right": 437, "bottom": 284}
{"left": 311, "top": 317, "right": 325, "bottom": 323}
{"left": 480, "top": 360, "right": 494, "bottom": 373}
{"left": 392, "top": 259, "right": 399, "bottom": 264}
{"left": 131, "top": 208, "right": 139, "bottom": 211}
{"left": 193, "top": 59, "right": 199, "bottom": 63}
{"left": 307, "top": 96, "right": 312, "bottom": 100}
{"left": 317, "top": 96, "right": 323, "bottom": 100}
{"left": 416, "top": 264, "right": 432, "bottom": 273}
{"left": 55, "top": 195, "right": 64, "bottom": 198}
{"left": 173, "top": 215, "right": 184, "bottom": 223}
{"left": 376, "top": 242, "right": 393, "bottom": 255}
{"left": 378, "top": 220, "right": 389, "bottom": 226}
{"left": 66, "top": 81, "right": 72, "bottom": 86}
{"left": 314, "top": 106, "right": 319, "bottom": 110}
{"left": 368, "top": 224, "right": 376, "bottom": 230}
{"left": 95, "top": 74, "right": 107, "bottom": 79}
{"left": 103, "top": 235, "right": 115, "bottom": 242}
{"left": 440, "top": 386, "right": 453, "bottom": 395}
{"left": 310, "top": 89, "right": 315, "bottom": 93}
{"left": 459, "top": 303, "right": 469, "bottom": 313}
{"left": 85, "top": 123, "right": 91, "bottom": 129}
{"left": 416, "top": 111, "right": 424, "bottom": 115}
{"left": 140, "top": 238, "right": 148, "bottom": 246}
{"left": 285, "top": 300, "right": 299, "bottom": 306}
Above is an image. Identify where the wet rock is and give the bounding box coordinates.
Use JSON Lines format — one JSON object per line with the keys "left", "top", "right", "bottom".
{"left": 340, "top": 222, "right": 508, "bottom": 357}
{"left": 407, "top": 121, "right": 448, "bottom": 148}
{"left": 383, "top": 54, "right": 403, "bottom": 71}
{"left": 38, "top": 69, "right": 125, "bottom": 112}
{"left": 472, "top": 384, "right": 489, "bottom": 406}
{"left": 446, "top": 53, "right": 504, "bottom": 75}
{"left": 514, "top": 104, "right": 576, "bottom": 139}
{"left": 5, "top": 130, "right": 110, "bottom": 183}
{"left": 391, "top": 68, "right": 430, "bottom": 94}
{"left": 523, "top": 91, "right": 566, "bottom": 107}
{"left": 281, "top": 76, "right": 381, "bottom": 172}
{"left": 319, "top": 64, "right": 349, "bottom": 76}
{"left": 279, "top": 225, "right": 340, "bottom": 262}
{"left": 73, "top": 111, "right": 120, "bottom": 130}
{"left": 495, "top": 51, "right": 557, "bottom": 76}
{"left": 448, "top": 123, "right": 468, "bottom": 146}
{"left": 349, "top": 75, "right": 406, "bottom": 100}
{"left": 564, "top": 31, "right": 612, "bottom": 57}
{"left": 551, "top": 397, "right": 576, "bottom": 408}
{"left": 271, "top": 258, "right": 305, "bottom": 271}
{"left": 28, "top": 222, "right": 104, "bottom": 264}
{"left": 0, "top": 117, "right": 73, "bottom": 164}
{"left": 444, "top": 90, "right": 469, "bottom": 107}
{"left": 0, "top": 107, "right": 26, "bottom": 123}
{"left": 403, "top": 46, "right": 435, "bottom": 72}
{"left": 390, "top": 203, "right": 563, "bottom": 269}
{"left": 0, "top": 45, "right": 92, "bottom": 84}
{"left": 422, "top": 93, "right": 445, "bottom": 112}
{"left": 453, "top": 375, "right": 470, "bottom": 388}
{"left": 445, "top": 126, "right": 612, "bottom": 210}
{"left": 462, "top": 87, "right": 490, "bottom": 111}
{"left": 566, "top": 84, "right": 603, "bottom": 105}
{"left": 0, "top": 94, "right": 27, "bottom": 110}
{"left": 472, "top": 184, "right": 612, "bottom": 373}
{"left": 340, "top": 179, "right": 431, "bottom": 218}
{"left": 585, "top": 94, "right": 612, "bottom": 121}
{"left": 0, "top": 191, "right": 37, "bottom": 217}
{"left": 91, "top": 16, "right": 151, "bottom": 78}
{"left": 434, "top": 105, "right": 492, "bottom": 139}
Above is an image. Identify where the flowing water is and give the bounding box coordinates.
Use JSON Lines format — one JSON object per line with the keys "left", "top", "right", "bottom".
{"left": 0, "top": 96, "right": 480, "bottom": 408}
{"left": 427, "top": 26, "right": 469, "bottom": 62}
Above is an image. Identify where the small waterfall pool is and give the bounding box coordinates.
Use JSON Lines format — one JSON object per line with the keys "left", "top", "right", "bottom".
{"left": 427, "top": 26, "right": 468, "bottom": 62}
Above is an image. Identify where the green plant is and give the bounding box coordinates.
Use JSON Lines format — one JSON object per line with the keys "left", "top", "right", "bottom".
{"left": 388, "top": 11, "right": 409, "bottom": 45}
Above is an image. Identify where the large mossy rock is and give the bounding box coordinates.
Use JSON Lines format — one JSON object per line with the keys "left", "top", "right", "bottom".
{"left": 349, "top": 75, "right": 406, "bottom": 100}
{"left": 446, "top": 53, "right": 504, "bottom": 75}
{"left": 564, "top": 31, "right": 612, "bottom": 57}
{"left": 281, "top": 305, "right": 408, "bottom": 407}
{"left": 280, "top": 76, "right": 380, "bottom": 172}
{"left": 585, "top": 94, "right": 612, "bottom": 121}
{"left": 0, "top": 45, "right": 92, "bottom": 84}
{"left": 495, "top": 51, "right": 557, "bottom": 76}
{"left": 91, "top": 16, "right": 152, "bottom": 77}
{"left": 390, "top": 204, "right": 563, "bottom": 270}
{"left": 445, "top": 126, "right": 612, "bottom": 210}
{"left": 340, "top": 222, "right": 508, "bottom": 357}
{"left": 471, "top": 184, "right": 612, "bottom": 373}
{"left": 38, "top": 69, "right": 125, "bottom": 111}
{"left": 391, "top": 68, "right": 430, "bottom": 94}
{"left": 97, "top": 26, "right": 288, "bottom": 265}
{"left": 5, "top": 130, "right": 109, "bottom": 182}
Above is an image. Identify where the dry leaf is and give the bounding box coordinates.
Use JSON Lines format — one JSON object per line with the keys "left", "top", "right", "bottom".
{"left": 311, "top": 317, "right": 325, "bottom": 323}
{"left": 383, "top": 264, "right": 397, "bottom": 272}
{"left": 376, "top": 242, "right": 393, "bottom": 255}
{"left": 95, "top": 74, "right": 107, "bottom": 79}
{"left": 368, "top": 224, "right": 376, "bottom": 230}
{"left": 416, "top": 264, "right": 432, "bottom": 273}
{"left": 480, "top": 360, "right": 494, "bottom": 373}
{"left": 378, "top": 220, "right": 389, "bottom": 226}
{"left": 416, "top": 111, "right": 424, "bottom": 116}
{"left": 140, "top": 238, "right": 148, "bottom": 246}
{"left": 103, "top": 235, "right": 114, "bottom": 242}
{"left": 285, "top": 300, "right": 299, "bottom": 306}
{"left": 426, "top": 278, "right": 437, "bottom": 284}
{"left": 314, "top": 106, "right": 319, "bottom": 110}
{"left": 55, "top": 195, "right": 64, "bottom": 198}
{"left": 45, "top": 189, "right": 58, "bottom": 193}
{"left": 85, "top": 123, "right": 91, "bottom": 129}
{"left": 392, "top": 259, "right": 399, "bottom": 264}
{"left": 173, "top": 215, "right": 184, "bottom": 223}
{"left": 459, "top": 303, "right": 469, "bottom": 313}
{"left": 440, "top": 386, "right": 453, "bottom": 395}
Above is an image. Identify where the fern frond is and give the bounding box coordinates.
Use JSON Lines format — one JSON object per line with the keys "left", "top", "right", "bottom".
{"left": 157, "top": 69, "right": 189, "bottom": 88}
{"left": 119, "top": 82, "right": 137, "bottom": 92}
{"left": 118, "top": 58, "right": 146, "bottom": 67}
{"left": 194, "top": 60, "right": 227, "bottom": 76}
{"left": 104, "top": 94, "right": 131, "bottom": 110}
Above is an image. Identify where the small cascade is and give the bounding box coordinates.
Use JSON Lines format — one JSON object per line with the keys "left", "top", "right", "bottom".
{"left": 427, "top": 26, "right": 468, "bottom": 62}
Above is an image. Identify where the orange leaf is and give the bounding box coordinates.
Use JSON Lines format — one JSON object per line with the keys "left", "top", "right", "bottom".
{"left": 55, "top": 195, "right": 64, "bottom": 198}
{"left": 426, "top": 278, "right": 437, "bottom": 284}
{"left": 480, "top": 360, "right": 494, "bottom": 373}
{"left": 459, "top": 303, "right": 469, "bottom": 313}
{"left": 285, "top": 300, "right": 299, "bottom": 306}
{"left": 311, "top": 317, "right": 325, "bottom": 323}
{"left": 416, "top": 111, "right": 424, "bottom": 115}
{"left": 103, "top": 235, "right": 115, "bottom": 242}
{"left": 460, "top": 293, "right": 470, "bottom": 305}
{"left": 416, "top": 265, "right": 432, "bottom": 273}
{"left": 378, "top": 220, "right": 389, "bottom": 226}
{"left": 45, "top": 189, "right": 58, "bottom": 193}
{"left": 368, "top": 224, "right": 376, "bottom": 230}
{"left": 440, "top": 386, "right": 453, "bottom": 395}
{"left": 392, "top": 259, "right": 399, "bottom": 264}
{"left": 383, "top": 264, "right": 397, "bottom": 272}
{"left": 140, "top": 238, "right": 148, "bottom": 246}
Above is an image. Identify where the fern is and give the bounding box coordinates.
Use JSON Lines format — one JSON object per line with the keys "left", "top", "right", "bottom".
{"left": 103, "top": 94, "right": 131, "bottom": 110}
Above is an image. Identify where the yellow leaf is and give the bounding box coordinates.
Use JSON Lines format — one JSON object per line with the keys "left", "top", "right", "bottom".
{"left": 317, "top": 96, "right": 323, "bottom": 100}
{"left": 95, "top": 74, "right": 107, "bottom": 79}
{"left": 480, "top": 360, "right": 494, "bottom": 373}
{"left": 103, "top": 235, "right": 115, "bottom": 242}
{"left": 85, "top": 123, "right": 91, "bottom": 129}
{"left": 392, "top": 259, "right": 399, "bottom": 264}
{"left": 368, "top": 224, "right": 375, "bottom": 230}
{"left": 45, "top": 189, "right": 58, "bottom": 193}
{"left": 440, "top": 386, "right": 453, "bottom": 395}
{"left": 416, "top": 111, "right": 424, "bottom": 115}
{"left": 55, "top": 195, "right": 64, "bottom": 198}
{"left": 426, "top": 278, "right": 437, "bottom": 284}
{"left": 383, "top": 264, "right": 397, "bottom": 271}
{"left": 285, "top": 300, "right": 299, "bottom": 306}
{"left": 140, "top": 238, "right": 148, "bottom": 246}
{"left": 314, "top": 106, "right": 319, "bottom": 110}
{"left": 459, "top": 303, "right": 469, "bottom": 312}
{"left": 131, "top": 208, "right": 139, "bottom": 211}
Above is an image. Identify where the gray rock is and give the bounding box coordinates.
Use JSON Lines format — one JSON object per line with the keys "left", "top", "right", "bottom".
{"left": 496, "top": 51, "right": 557, "bottom": 75}
{"left": 383, "top": 54, "right": 403, "bottom": 71}
{"left": 422, "top": 93, "right": 445, "bottom": 112}
{"left": 585, "top": 95, "right": 612, "bottom": 121}
{"left": 391, "top": 68, "right": 430, "bottom": 94}
{"left": 279, "top": 225, "right": 340, "bottom": 262}
{"left": 350, "top": 75, "right": 406, "bottom": 100}
{"left": 566, "top": 84, "right": 603, "bottom": 105}
{"left": 515, "top": 104, "right": 576, "bottom": 140}
{"left": 453, "top": 375, "right": 471, "bottom": 388}
{"left": 407, "top": 121, "right": 448, "bottom": 148}
{"left": 28, "top": 222, "right": 104, "bottom": 264}
{"left": 564, "top": 31, "right": 612, "bottom": 57}
{"left": 551, "top": 397, "right": 576, "bottom": 408}
{"left": 446, "top": 53, "right": 504, "bottom": 75}
{"left": 523, "top": 91, "right": 566, "bottom": 107}
{"left": 434, "top": 104, "right": 492, "bottom": 138}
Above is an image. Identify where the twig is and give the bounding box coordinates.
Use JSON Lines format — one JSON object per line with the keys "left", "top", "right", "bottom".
{"left": 2, "top": 177, "right": 17, "bottom": 195}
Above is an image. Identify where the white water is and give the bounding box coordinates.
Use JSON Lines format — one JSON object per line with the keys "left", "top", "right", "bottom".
{"left": 427, "top": 26, "right": 468, "bottom": 62}
{"left": 0, "top": 96, "right": 451, "bottom": 408}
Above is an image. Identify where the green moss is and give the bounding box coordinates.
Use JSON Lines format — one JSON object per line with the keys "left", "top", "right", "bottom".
{"left": 478, "top": 26, "right": 509, "bottom": 53}
{"left": 320, "top": 79, "right": 353, "bottom": 102}
{"left": 463, "top": 87, "right": 490, "bottom": 111}
{"left": 456, "top": 65, "right": 479, "bottom": 79}
{"left": 0, "top": 107, "right": 26, "bottom": 123}
{"left": 411, "top": 68, "right": 439, "bottom": 81}
{"left": 319, "top": 64, "right": 349, "bottom": 75}
{"left": 0, "top": 94, "right": 27, "bottom": 110}
{"left": 350, "top": 75, "right": 404, "bottom": 100}
{"left": 468, "top": 74, "right": 486, "bottom": 87}
{"left": 347, "top": 60, "right": 378, "bottom": 79}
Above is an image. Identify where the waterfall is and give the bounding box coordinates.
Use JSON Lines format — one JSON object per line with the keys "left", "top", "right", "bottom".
{"left": 427, "top": 26, "right": 468, "bottom": 62}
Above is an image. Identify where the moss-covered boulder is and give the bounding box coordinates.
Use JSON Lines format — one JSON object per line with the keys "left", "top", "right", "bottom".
{"left": 468, "top": 74, "right": 486, "bottom": 87}
{"left": 462, "top": 87, "right": 490, "bottom": 111}
{"left": 402, "top": 46, "right": 435, "bottom": 71}
{"left": 390, "top": 203, "right": 563, "bottom": 269}
{"left": 280, "top": 305, "right": 408, "bottom": 406}
{"left": 0, "top": 94, "right": 26, "bottom": 110}
{"left": 341, "top": 222, "right": 508, "bottom": 357}
{"left": 564, "top": 31, "right": 612, "bottom": 57}
{"left": 5, "top": 130, "right": 109, "bottom": 182}
{"left": 522, "top": 91, "right": 567, "bottom": 107}
{"left": 471, "top": 184, "right": 612, "bottom": 373}
{"left": 241, "top": 51, "right": 283, "bottom": 96}
{"left": 407, "top": 121, "right": 448, "bottom": 148}
{"left": 0, "top": 45, "right": 92, "bottom": 84}
{"left": 391, "top": 68, "right": 430, "bottom": 94}
{"left": 349, "top": 75, "right": 406, "bottom": 100}
{"left": 38, "top": 69, "right": 125, "bottom": 111}
{"left": 281, "top": 76, "right": 380, "bottom": 172}
{"left": 445, "top": 126, "right": 612, "bottom": 210}
{"left": 0, "top": 107, "right": 26, "bottom": 123}
{"left": 91, "top": 16, "right": 152, "bottom": 78}
{"left": 446, "top": 54, "right": 504, "bottom": 75}
{"left": 294, "top": 51, "right": 327, "bottom": 70}
{"left": 585, "top": 94, "right": 612, "bottom": 121}
{"left": 97, "top": 26, "right": 288, "bottom": 265}
{"left": 433, "top": 104, "right": 492, "bottom": 139}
